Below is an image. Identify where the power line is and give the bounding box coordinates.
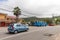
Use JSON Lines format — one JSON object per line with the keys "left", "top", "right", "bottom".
{"left": 22, "top": 10, "right": 42, "bottom": 16}
{"left": 0, "top": 5, "right": 14, "bottom": 9}
{"left": 0, "top": 8, "right": 34, "bottom": 17}
{"left": 0, "top": 8, "right": 37, "bottom": 16}
{"left": 0, "top": 5, "right": 41, "bottom": 16}
{"left": 0, "top": 8, "right": 12, "bottom": 12}
{"left": 0, "top": 5, "right": 42, "bottom": 17}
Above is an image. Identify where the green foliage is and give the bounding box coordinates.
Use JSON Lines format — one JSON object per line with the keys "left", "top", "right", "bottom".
{"left": 23, "top": 17, "right": 53, "bottom": 24}
{"left": 23, "top": 16, "right": 60, "bottom": 25}
{"left": 45, "top": 19, "right": 52, "bottom": 24}
{"left": 13, "top": 7, "right": 21, "bottom": 23}
{"left": 13, "top": 7, "right": 21, "bottom": 16}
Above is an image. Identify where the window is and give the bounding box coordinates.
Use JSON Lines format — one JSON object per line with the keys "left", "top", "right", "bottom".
{"left": 10, "top": 19, "right": 12, "bottom": 20}
{"left": 16, "top": 24, "right": 21, "bottom": 27}
{"left": 7, "top": 18, "right": 9, "bottom": 20}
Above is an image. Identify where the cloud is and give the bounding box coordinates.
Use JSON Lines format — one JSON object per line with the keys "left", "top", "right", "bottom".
{"left": 19, "top": 0, "right": 60, "bottom": 18}
{"left": 0, "top": 0, "right": 60, "bottom": 18}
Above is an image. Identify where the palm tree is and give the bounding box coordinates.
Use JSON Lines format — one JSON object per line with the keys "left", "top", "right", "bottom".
{"left": 13, "top": 7, "right": 21, "bottom": 23}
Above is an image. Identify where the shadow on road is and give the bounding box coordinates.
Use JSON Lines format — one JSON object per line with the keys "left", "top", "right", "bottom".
{"left": 43, "top": 33, "right": 54, "bottom": 37}
{"left": 5, "top": 31, "right": 28, "bottom": 35}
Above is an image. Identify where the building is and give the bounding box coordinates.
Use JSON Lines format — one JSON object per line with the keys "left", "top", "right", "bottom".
{"left": 6, "top": 16, "right": 16, "bottom": 26}
{"left": 0, "top": 13, "right": 7, "bottom": 27}
{"left": 0, "top": 13, "right": 25, "bottom": 27}
{"left": 6, "top": 16, "right": 16, "bottom": 23}
{"left": 0, "top": 13, "right": 16, "bottom": 27}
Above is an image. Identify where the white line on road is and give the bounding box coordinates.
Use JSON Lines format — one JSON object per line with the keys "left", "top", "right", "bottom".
{"left": 0, "top": 29, "right": 39, "bottom": 40}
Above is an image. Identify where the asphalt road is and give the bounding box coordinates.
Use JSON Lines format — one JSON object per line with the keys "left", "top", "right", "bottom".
{"left": 0, "top": 26, "right": 60, "bottom": 40}
{"left": 0, "top": 26, "right": 39, "bottom": 39}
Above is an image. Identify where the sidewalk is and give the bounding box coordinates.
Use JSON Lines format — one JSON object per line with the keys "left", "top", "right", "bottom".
{"left": 0, "top": 27, "right": 7, "bottom": 32}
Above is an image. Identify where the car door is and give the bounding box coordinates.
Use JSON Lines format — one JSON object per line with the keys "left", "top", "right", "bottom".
{"left": 22, "top": 25, "right": 27, "bottom": 31}
{"left": 16, "top": 24, "right": 22, "bottom": 31}
{"left": 16, "top": 24, "right": 24, "bottom": 31}
{"left": 20, "top": 25, "right": 25, "bottom": 31}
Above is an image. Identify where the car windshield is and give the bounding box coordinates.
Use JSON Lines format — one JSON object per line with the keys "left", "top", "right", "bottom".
{"left": 16, "top": 25, "right": 21, "bottom": 26}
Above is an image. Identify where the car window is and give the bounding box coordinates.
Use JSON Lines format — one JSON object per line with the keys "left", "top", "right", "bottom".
{"left": 9, "top": 24, "right": 14, "bottom": 26}
{"left": 16, "top": 24, "right": 21, "bottom": 27}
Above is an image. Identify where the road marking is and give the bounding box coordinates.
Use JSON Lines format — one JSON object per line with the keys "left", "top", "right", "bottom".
{"left": 0, "top": 29, "right": 39, "bottom": 40}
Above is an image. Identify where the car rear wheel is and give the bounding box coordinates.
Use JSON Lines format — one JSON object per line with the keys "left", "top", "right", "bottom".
{"left": 25, "top": 30, "right": 28, "bottom": 32}
{"left": 14, "top": 31, "right": 18, "bottom": 34}
{"left": 9, "top": 32, "right": 11, "bottom": 33}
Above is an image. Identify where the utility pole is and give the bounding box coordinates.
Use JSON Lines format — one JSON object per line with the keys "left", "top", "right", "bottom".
{"left": 52, "top": 13, "right": 57, "bottom": 25}
{"left": 52, "top": 13, "right": 54, "bottom": 24}
{"left": 52, "top": 14, "right": 54, "bottom": 19}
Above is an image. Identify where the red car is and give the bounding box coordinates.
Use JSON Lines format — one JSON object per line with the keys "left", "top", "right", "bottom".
{"left": 48, "top": 24, "right": 54, "bottom": 26}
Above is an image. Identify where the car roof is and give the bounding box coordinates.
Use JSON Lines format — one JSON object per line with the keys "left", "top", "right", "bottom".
{"left": 10, "top": 22, "right": 20, "bottom": 24}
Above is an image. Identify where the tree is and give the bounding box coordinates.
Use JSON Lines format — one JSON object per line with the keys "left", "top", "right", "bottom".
{"left": 45, "top": 18, "right": 52, "bottom": 24}
{"left": 13, "top": 7, "right": 21, "bottom": 23}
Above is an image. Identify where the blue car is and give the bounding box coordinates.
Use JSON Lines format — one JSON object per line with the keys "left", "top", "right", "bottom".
{"left": 8, "top": 23, "right": 29, "bottom": 34}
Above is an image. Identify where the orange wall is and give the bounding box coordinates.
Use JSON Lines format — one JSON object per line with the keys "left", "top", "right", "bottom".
{"left": 0, "top": 14, "right": 6, "bottom": 20}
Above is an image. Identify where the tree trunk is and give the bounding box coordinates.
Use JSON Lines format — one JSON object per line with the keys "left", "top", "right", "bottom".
{"left": 16, "top": 15, "right": 19, "bottom": 23}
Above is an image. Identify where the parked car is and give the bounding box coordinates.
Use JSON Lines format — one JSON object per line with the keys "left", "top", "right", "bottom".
{"left": 8, "top": 23, "right": 29, "bottom": 34}
{"left": 48, "top": 24, "right": 54, "bottom": 26}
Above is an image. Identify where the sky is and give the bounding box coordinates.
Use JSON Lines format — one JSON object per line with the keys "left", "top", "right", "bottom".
{"left": 0, "top": 0, "right": 60, "bottom": 18}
